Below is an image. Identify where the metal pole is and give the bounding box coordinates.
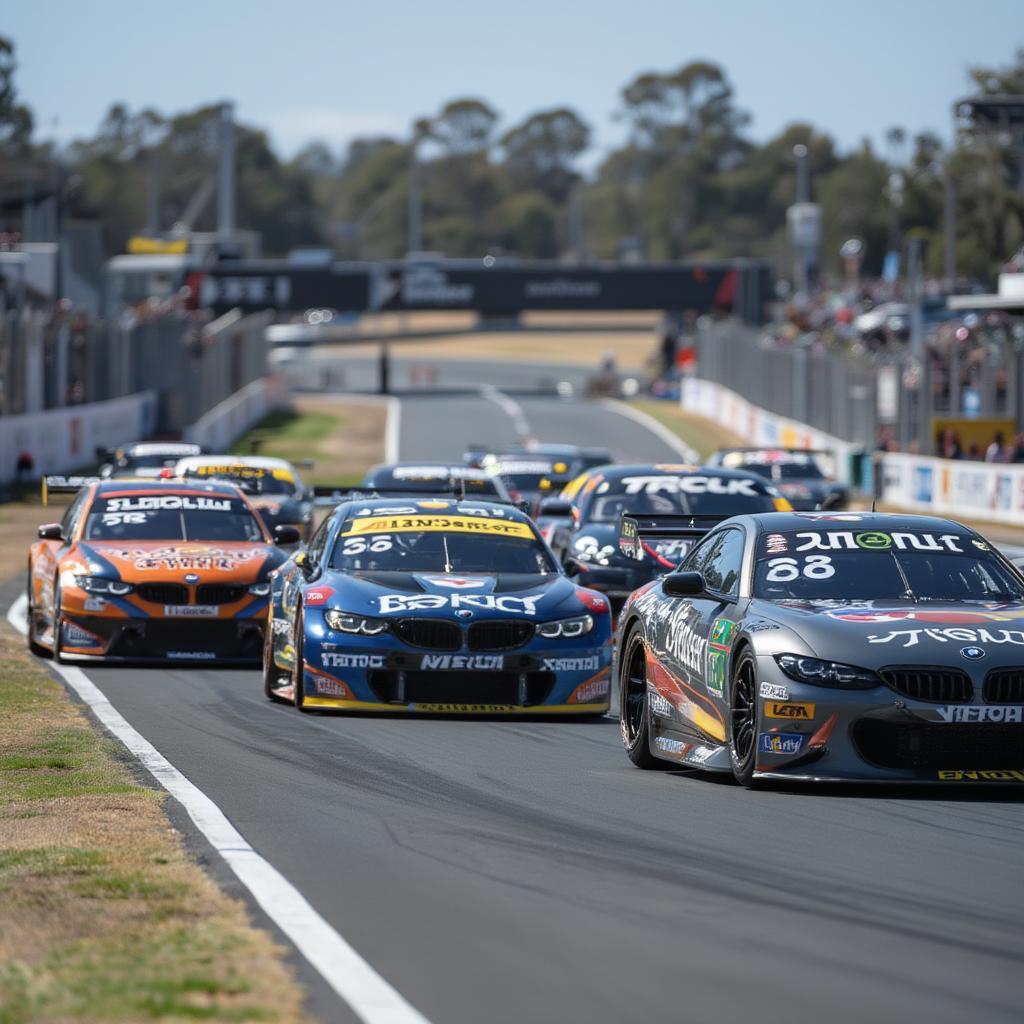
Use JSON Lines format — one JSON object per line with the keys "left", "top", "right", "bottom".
{"left": 407, "top": 137, "right": 422, "bottom": 255}
{"left": 146, "top": 148, "right": 161, "bottom": 234}
{"left": 943, "top": 164, "right": 956, "bottom": 287}
{"left": 217, "top": 102, "right": 236, "bottom": 249}
{"left": 793, "top": 144, "right": 809, "bottom": 296}
{"left": 908, "top": 237, "right": 924, "bottom": 359}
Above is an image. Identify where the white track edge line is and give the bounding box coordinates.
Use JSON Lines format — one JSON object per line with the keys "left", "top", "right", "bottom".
{"left": 4, "top": 592, "right": 431, "bottom": 1024}
{"left": 480, "top": 385, "right": 531, "bottom": 438}
{"left": 598, "top": 398, "right": 701, "bottom": 463}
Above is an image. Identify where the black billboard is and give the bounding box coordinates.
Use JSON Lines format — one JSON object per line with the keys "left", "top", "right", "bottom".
{"left": 199, "top": 258, "right": 771, "bottom": 324}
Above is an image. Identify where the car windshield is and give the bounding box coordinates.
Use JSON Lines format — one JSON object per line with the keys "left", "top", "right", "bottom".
{"left": 183, "top": 467, "right": 298, "bottom": 496}
{"left": 489, "top": 461, "right": 570, "bottom": 494}
{"left": 330, "top": 511, "right": 557, "bottom": 574}
{"left": 84, "top": 494, "right": 264, "bottom": 542}
{"left": 587, "top": 475, "right": 777, "bottom": 523}
{"left": 753, "top": 528, "right": 1024, "bottom": 601}
{"left": 120, "top": 454, "right": 179, "bottom": 471}
{"left": 732, "top": 456, "right": 826, "bottom": 481}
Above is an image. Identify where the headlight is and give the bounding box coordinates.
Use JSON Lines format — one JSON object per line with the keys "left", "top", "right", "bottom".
{"left": 775, "top": 654, "right": 879, "bottom": 689}
{"left": 248, "top": 581, "right": 272, "bottom": 597}
{"left": 74, "top": 575, "right": 133, "bottom": 595}
{"left": 324, "top": 610, "right": 389, "bottom": 635}
{"left": 537, "top": 614, "right": 593, "bottom": 639}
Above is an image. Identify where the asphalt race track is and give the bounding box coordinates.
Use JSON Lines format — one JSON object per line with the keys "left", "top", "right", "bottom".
{"left": 20, "top": 391, "right": 1024, "bottom": 1023}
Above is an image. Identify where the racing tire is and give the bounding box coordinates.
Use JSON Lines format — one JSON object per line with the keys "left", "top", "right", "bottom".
{"left": 619, "top": 626, "right": 660, "bottom": 769}
{"left": 262, "top": 618, "right": 287, "bottom": 704}
{"left": 26, "top": 566, "right": 52, "bottom": 659}
{"left": 52, "top": 581, "right": 66, "bottom": 664}
{"left": 728, "top": 648, "right": 759, "bottom": 788}
{"left": 292, "top": 612, "right": 310, "bottom": 713}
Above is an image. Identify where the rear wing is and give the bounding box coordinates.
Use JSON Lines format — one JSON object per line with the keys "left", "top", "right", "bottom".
{"left": 618, "top": 513, "right": 729, "bottom": 563}
{"left": 42, "top": 476, "right": 100, "bottom": 506}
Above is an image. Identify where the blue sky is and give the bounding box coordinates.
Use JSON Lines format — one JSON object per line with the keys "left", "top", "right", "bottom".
{"left": 7, "top": 0, "right": 1021, "bottom": 167}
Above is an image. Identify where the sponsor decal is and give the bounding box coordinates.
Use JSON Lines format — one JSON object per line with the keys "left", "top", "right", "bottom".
{"left": 759, "top": 682, "right": 790, "bottom": 700}
{"left": 619, "top": 475, "right": 758, "bottom": 496}
{"left": 344, "top": 515, "right": 533, "bottom": 539}
{"left": 420, "top": 654, "right": 504, "bottom": 670}
{"left": 765, "top": 533, "right": 788, "bottom": 554}
{"left": 706, "top": 617, "right": 736, "bottom": 697}
{"left": 685, "top": 745, "right": 717, "bottom": 765}
{"left": 83, "top": 597, "right": 107, "bottom": 612}
{"left": 321, "top": 652, "right": 385, "bottom": 669}
{"left": 102, "top": 547, "right": 264, "bottom": 571}
{"left": 543, "top": 655, "right": 601, "bottom": 672}
{"left": 304, "top": 587, "right": 335, "bottom": 607}
{"left": 271, "top": 618, "right": 290, "bottom": 635}
{"left": 868, "top": 627, "right": 1024, "bottom": 648}
{"left": 311, "top": 674, "right": 354, "bottom": 698}
{"left": 747, "top": 620, "right": 781, "bottom": 633}
{"left": 828, "top": 608, "right": 1024, "bottom": 625}
{"left": 167, "top": 651, "right": 217, "bottom": 660}
{"left": 378, "top": 593, "right": 540, "bottom": 616}
{"left": 758, "top": 732, "right": 804, "bottom": 755}
{"left": 937, "top": 769, "right": 1024, "bottom": 782}
{"left": 649, "top": 692, "right": 674, "bottom": 718}
{"left": 792, "top": 531, "right": 965, "bottom": 554}
{"left": 655, "top": 736, "right": 688, "bottom": 756}
{"left": 421, "top": 576, "right": 486, "bottom": 589}
{"left": 163, "top": 605, "right": 219, "bottom": 617}
{"left": 936, "top": 705, "right": 1024, "bottom": 723}
{"left": 416, "top": 703, "right": 518, "bottom": 713}
{"left": 103, "top": 496, "right": 233, "bottom": 513}
{"left": 62, "top": 621, "right": 103, "bottom": 647}
{"left": 792, "top": 513, "right": 863, "bottom": 522}
{"left": 765, "top": 701, "right": 816, "bottom": 720}
{"left": 972, "top": 539, "right": 991, "bottom": 552}
{"left": 575, "top": 587, "right": 610, "bottom": 613}
{"left": 569, "top": 675, "right": 610, "bottom": 703}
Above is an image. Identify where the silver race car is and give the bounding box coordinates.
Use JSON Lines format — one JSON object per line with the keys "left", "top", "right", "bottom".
{"left": 615, "top": 511, "right": 1024, "bottom": 786}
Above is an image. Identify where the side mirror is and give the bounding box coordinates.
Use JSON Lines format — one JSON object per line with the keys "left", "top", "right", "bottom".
{"left": 661, "top": 571, "right": 705, "bottom": 598}
{"left": 274, "top": 525, "right": 302, "bottom": 546}
{"left": 38, "top": 523, "right": 63, "bottom": 541}
{"left": 562, "top": 556, "right": 585, "bottom": 578}
{"left": 539, "top": 498, "right": 573, "bottom": 517}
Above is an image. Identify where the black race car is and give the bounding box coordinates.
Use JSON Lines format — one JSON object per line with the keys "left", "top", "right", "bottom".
{"left": 706, "top": 448, "right": 848, "bottom": 511}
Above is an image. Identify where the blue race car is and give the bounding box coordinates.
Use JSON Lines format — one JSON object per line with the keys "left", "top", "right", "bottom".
{"left": 263, "top": 496, "right": 613, "bottom": 714}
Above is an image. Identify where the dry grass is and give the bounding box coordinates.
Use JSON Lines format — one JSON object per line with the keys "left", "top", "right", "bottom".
{"left": 232, "top": 395, "right": 387, "bottom": 486}
{"left": 629, "top": 400, "right": 747, "bottom": 459}
{"left": 0, "top": 629, "right": 313, "bottom": 1024}
{"left": 0, "top": 494, "right": 48, "bottom": 582}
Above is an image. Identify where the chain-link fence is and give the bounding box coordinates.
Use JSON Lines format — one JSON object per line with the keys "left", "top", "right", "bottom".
{"left": 695, "top": 318, "right": 1024, "bottom": 454}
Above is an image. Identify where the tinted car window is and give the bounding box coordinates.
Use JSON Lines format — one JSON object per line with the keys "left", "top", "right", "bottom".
{"left": 83, "top": 494, "right": 263, "bottom": 542}
{"left": 586, "top": 474, "right": 776, "bottom": 522}
{"left": 702, "top": 529, "right": 745, "bottom": 596}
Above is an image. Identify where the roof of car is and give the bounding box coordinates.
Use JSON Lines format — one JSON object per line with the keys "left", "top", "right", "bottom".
{"left": 176, "top": 455, "right": 294, "bottom": 472}
{"left": 334, "top": 495, "right": 531, "bottom": 520}
{"left": 92, "top": 478, "right": 245, "bottom": 497}
{"left": 121, "top": 442, "right": 202, "bottom": 456}
{"left": 589, "top": 463, "right": 769, "bottom": 482}
{"left": 741, "top": 511, "right": 971, "bottom": 534}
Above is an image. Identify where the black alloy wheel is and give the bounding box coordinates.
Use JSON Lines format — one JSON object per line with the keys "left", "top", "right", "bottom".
{"left": 619, "top": 628, "right": 659, "bottom": 769}
{"left": 729, "top": 648, "right": 759, "bottom": 787}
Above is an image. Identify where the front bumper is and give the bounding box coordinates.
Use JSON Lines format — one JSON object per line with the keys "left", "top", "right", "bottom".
{"left": 750, "top": 656, "right": 1024, "bottom": 784}
{"left": 58, "top": 610, "right": 267, "bottom": 663}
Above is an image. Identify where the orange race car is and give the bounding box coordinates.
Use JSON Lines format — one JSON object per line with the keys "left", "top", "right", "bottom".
{"left": 27, "top": 478, "right": 299, "bottom": 663}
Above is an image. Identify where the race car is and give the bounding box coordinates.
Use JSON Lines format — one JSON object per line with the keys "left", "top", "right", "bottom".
{"left": 175, "top": 455, "right": 314, "bottom": 537}
{"left": 706, "top": 447, "right": 848, "bottom": 511}
{"left": 362, "top": 463, "right": 513, "bottom": 503}
{"left": 27, "top": 478, "right": 297, "bottom": 663}
{"left": 615, "top": 510, "right": 1024, "bottom": 786}
{"left": 465, "top": 442, "right": 613, "bottom": 477}
{"left": 263, "top": 496, "right": 613, "bottom": 714}
{"left": 98, "top": 442, "right": 203, "bottom": 479}
{"left": 544, "top": 464, "right": 789, "bottom": 609}
{"left": 466, "top": 449, "right": 584, "bottom": 513}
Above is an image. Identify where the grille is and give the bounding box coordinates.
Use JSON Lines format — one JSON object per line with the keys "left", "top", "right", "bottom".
{"left": 984, "top": 669, "right": 1024, "bottom": 704}
{"left": 108, "top": 619, "right": 264, "bottom": 660}
{"left": 196, "top": 584, "right": 245, "bottom": 605}
{"left": 368, "top": 670, "right": 555, "bottom": 706}
{"left": 880, "top": 667, "right": 973, "bottom": 703}
{"left": 392, "top": 618, "right": 462, "bottom": 650}
{"left": 852, "top": 718, "right": 1024, "bottom": 771}
{"left": 467, "top": 620, "right": 534, "bottom": 651}
{"left": 136, "top": 583, "right": 189, "bottom": 605}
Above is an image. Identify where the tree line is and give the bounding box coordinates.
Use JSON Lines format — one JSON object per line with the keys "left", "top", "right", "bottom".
{"left": 1, "top": 36, "right": 1023, "bottom": 283}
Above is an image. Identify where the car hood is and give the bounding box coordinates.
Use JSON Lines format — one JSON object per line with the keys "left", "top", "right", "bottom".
{"left": 314, "top": 570, "right": 590, "bottom": 620}
{"left": 78, "top": 540, "right": 277, "bottom": 582}
{"left": 753, "top": 598, "right": 1024, "bottom": 666}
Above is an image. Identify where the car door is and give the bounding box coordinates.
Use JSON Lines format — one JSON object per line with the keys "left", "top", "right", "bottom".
{"left": 687, "top": 527, "right": 747, "bottom": 706}
{"left": 35, "top": 489, "right": 89, "bottom": 620}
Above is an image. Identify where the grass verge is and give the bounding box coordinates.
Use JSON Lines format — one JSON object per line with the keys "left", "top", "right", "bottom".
{"left": 231, "top": 395, "right": 387, "bottom": 487}
{"left": 629, "top": 399, "right": 747, "bottom": 459}
{"left": 0, "top": 629, "right": 312, "bottom": 1023}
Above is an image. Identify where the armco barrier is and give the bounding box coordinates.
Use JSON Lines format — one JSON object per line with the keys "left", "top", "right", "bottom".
{"left": 680, "top": 377, "right": 853, "bottom": 482}
{"left": 0, "top": 391, "right": 157, "bottom": 484}
{"left": 880, "top": 452, "right": 1024, "bottom": 527}
{"left": 184, "top": 375, "right": 286, "bottom": 452}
